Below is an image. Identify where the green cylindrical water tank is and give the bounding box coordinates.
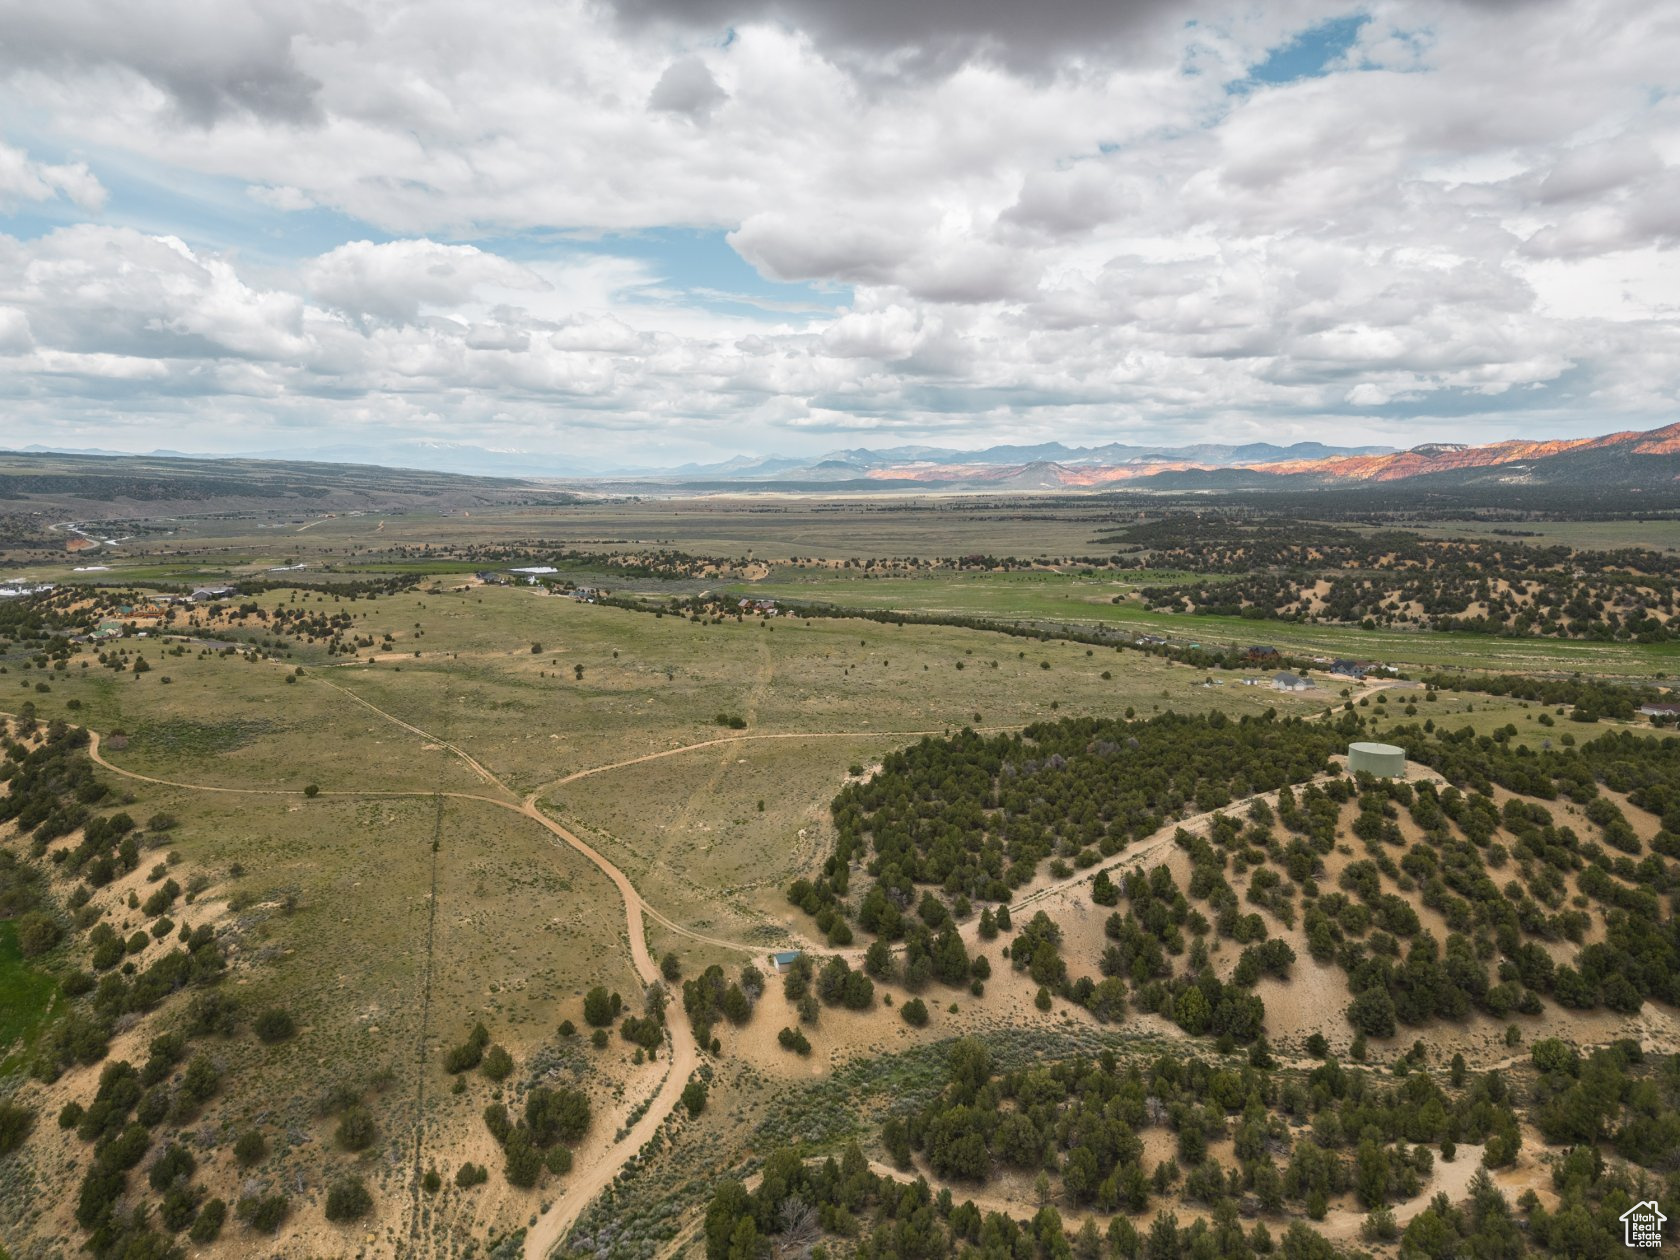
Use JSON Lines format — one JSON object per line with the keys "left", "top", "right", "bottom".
{"left": 1348, "top": 741, "right": 1406, "bottom": 777}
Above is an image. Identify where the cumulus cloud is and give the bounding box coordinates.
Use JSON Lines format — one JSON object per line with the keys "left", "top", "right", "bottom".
{"left": 305, "top": 240, "right": 550, "bottom": 324}
{"left": 0, "top": 0, "right": 325, "bottom": 124}
{"left": 0, "top": 226, "right": 307, "bottom": 360}
{"left": 0, "top": 137, "right": 105, "bottom": 210}
{"left": 0, "top": 0, "right": 1675, "bottom": 458}
{"left": 648, "top": 56, "right": 728, "bottom": 119}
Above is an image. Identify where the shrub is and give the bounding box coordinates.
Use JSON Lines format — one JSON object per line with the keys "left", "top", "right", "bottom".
{"left": 253, "top": 1008, "right": 296, "bottom": 1044}
{"left": 481, "top": 1044, "right": 514, "bottom": 1082}
{"left": 0, "top": 1102, "right": 34, "bottom": 1156}
{"left": 777, "top": 1026, "right": 812, "bottom": 1055}
{"left": 682, "top": 1080, "right": 708, "bottom": 1117}
{"left": 141, "top": 880, "right": 179, "bottom": 916}
{"left": 189, "top": 1198, "right": 226, "bottom": 1243}
{"left": 900, "top": 998, "right": 929, "bottom": 1027}
{"left": 335, "top": 1105, "right": 376, "bottom": 1152}
{"left": 1346, "top": 987, "right": 1397, "bottom": 1039}
{"left": 444, "top": 1040, "right": 483, "bottom": 1073}
{"left": 504, "top": 1126, "right": 542, "bottom": 1188}
{"left": 583, "top": 986, "right": 614, "bottom": 1027}
{"left": 181, "top": 1054, "right": 220, "bottom": 1102}
{"left": 15, "top": 911, "right": 62, "bottom": 957}
{"left": 148, "top": 1142, "right": 196, "bottom": 1192}
{"left": 525, "top": 1086, "right": 591, "bottom": 1146}
{"left": 236, "top": 1193, "right": 289, "bottom": 1234}
{"left": 234, "top": 1130, "right": 267, "bottom": 1167}
{"left": 455, "top": 1162, "right": 489, "bottom": 1188}
{"left": 185, "top": 990, "right": 239, "bottom": 1037}
{"left": 325, "top": 1175, "right": 373, "bottom": 1222}
{"left": 1361, "top": 1206, "right": 1398, "bottom": 1243}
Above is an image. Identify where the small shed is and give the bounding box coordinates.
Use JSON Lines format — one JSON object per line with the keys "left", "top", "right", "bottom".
{"left": 768, "top": 950, "right": 803, "bottom": 974}
{"left": 1348, "top": 741, "right": 1406, "bottom": 778}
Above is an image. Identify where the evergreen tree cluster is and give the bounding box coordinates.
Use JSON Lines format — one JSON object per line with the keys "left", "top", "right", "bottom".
{"left": 812, "top": 714, "right": 1339, "bottom": 936}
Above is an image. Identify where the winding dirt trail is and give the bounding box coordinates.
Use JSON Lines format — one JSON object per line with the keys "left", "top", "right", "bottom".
{"left": 71, "top": 687, "right": 975, "bottom": 1256}
{"left": 83, "top": 724, "right": 713, "bottom": 1256}
{"left": 499, "top": 792, "right": 702, "bottom": 1260}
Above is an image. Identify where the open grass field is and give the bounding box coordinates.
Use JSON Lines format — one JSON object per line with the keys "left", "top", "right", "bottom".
{"left": 22, "top": 582, "right": 1331, "bottom": 796}
{"left": 729, "top": 568, "right": 1680, "bottom": 676}
{"left": 245, "top": 500, "right": 1128, "bottom": 563}
{"left": 6, "top": 498, "right": 1124, "bottom": 585}
{"left": 0, "top": 923, "right": 58, "bottom": 1076}
{"left": 1350, "top": 687, "right": 1679, "bottom": 749}
{"left": 1397, "top": 517, "right": 1680, "bottom": 551}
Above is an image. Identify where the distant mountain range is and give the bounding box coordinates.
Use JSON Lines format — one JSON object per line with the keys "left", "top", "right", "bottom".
{"left": 650, "top": 439, "right": 1398, "bottom": 483}
{"left": 10, "top": 420, "right": 1680, "bottom": 494}
{"left": 630, "top": 423, "right": 1680, "bottom": 491}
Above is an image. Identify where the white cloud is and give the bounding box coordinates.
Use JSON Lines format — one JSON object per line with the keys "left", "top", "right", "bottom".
{"left": 820, "top": 303, "right": 926, "bottom": 360}
{"left": 305, "top": 240, "right": 550, "bottom": 324}
{"left": 247, "top": 183, "right": 317, "bottom": 212}
{"left": 0, "top": 136, "right": 105, "bottom": 210}
{"left": 0, "top": 0, "right": 1676, "bottom": 457}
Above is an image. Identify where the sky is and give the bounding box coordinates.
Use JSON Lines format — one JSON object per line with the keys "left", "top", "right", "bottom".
{"left": 0, "top": 0, "right": 1677, "bottom": 470}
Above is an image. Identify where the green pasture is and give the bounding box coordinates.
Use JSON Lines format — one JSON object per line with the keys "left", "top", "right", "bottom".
{"left": 728, "top": 570, "right": 1680, "bottom": 677}
{"left": 0, "top": 920, "right": 60, "bottom": 1073}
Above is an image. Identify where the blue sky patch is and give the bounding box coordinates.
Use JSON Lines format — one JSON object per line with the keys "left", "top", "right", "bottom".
{"left": 1243, "top": 14, "right": 1368, "bottom": 87}
{"left": 498, "top": 227, "right": 847, "bottom": 319}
